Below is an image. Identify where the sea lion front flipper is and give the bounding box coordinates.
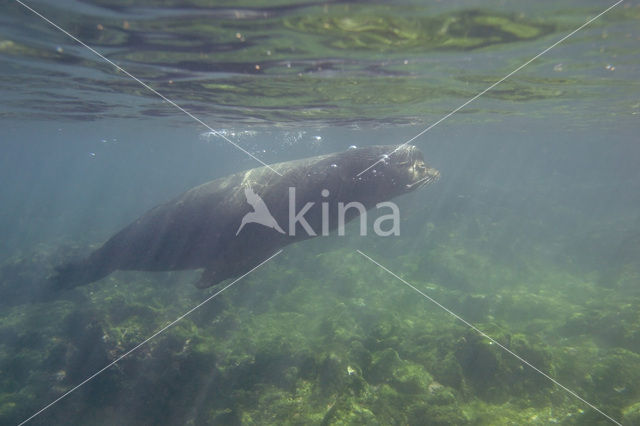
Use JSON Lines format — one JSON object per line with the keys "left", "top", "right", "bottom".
{"left": 195, "top": 268, "right": 219, "bottom": 289}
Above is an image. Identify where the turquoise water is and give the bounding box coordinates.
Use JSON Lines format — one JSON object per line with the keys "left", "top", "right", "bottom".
{"left": 1, "top": 0, "right": 639, "bottom": 424}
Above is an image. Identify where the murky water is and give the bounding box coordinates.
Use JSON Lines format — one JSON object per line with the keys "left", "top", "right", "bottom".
{"left": 1, "top": 0, "right": 639, "bottom": 424}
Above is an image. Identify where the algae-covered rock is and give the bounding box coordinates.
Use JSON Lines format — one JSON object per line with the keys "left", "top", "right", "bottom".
{"left": 367, "top": 348, "right": 433, "bottom": 395}
{"left": 591, "top": 348, "right": 640, "bottom": 408}
{"left": 392, "top": 363, "right": 433, "bottom": 395}
{"left": 367, "top": 348, "right": 402, "bottom": 383}
{"left": 318, "top": 353, "right": 346, "bottom": 395}
{"left": 456, "top": 337, "right": 503, "bottom": 402}
{"left": 321, "top": 398, "right": 378, "bottom": 425}
{"left": 409, "top": 399, "right": 470, "bottom": 425}
{"left": 456, "top": 294, "right": 491, "bottom": 322}
{"left": 508, "top": 334, "right": 554, "bottom": 392}
{"left": 454, "top": 331, "right": 553, "bottom": 402}
{"left": 363, "top": 315, "right": 404, "bottom": 351}
{"left": 434, "top": 352, "right": 465, "bottom": 390}
{"left": 561, "top": 312, "right": 591, "bottom": 336}
{"left": 576, "top": 306, "right": 640, "bottom": 354}
{"left": 62, "top": 311, "right": 112, "bottom": 384}
{"left": 211, "top": 408, "right": 242, "bottom": 425}
{"left": 347, "top": 340, "right": 372, "bottom": 373}
{"left": 623, "top": 402, "right": 640, "bottom": 426}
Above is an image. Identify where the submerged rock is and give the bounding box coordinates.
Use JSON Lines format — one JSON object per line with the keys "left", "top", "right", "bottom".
{"left": 623, "top": 402, "right": 640, "bottom": 426}
{"left": 367, "top": 348, "right": 433, "bottom": 395}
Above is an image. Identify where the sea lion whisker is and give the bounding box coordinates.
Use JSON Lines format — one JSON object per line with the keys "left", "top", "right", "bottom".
{"left": 405, "top": 174, "right": 434, "bottom": 190}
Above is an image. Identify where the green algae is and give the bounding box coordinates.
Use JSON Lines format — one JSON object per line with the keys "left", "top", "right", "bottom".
{"left": 2, "top": 205, "right": 639, "bottom": 424}
{"left": 623, "top": 402, "right": 640, "bottom": 425}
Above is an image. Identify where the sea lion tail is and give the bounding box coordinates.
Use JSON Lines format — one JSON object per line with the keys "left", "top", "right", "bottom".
{"left": 50, "top": 259, "right": 110, "bottom": 289}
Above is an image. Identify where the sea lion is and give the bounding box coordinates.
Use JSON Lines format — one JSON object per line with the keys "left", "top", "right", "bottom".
{"left": 53, "top": 145, "right": 439, "bottom": 289}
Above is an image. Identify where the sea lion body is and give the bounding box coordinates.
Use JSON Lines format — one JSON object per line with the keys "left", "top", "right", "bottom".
{"left": 54, "top": 145, "right": 439, "bottom": 288}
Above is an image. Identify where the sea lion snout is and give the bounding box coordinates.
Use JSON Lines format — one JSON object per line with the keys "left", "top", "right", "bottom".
{"left": 390, "top": 145, "right": 439, "bottom": 190}
{"left": 406, "top": 161, "right": 440, "bottom": 190}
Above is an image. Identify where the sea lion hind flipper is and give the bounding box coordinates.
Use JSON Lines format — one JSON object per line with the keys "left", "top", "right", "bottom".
{"left": 50, "top": 259, "right": 111, "bottom": 289}
{"left": 50, "top": 261, "right": 86, "bottom": 289}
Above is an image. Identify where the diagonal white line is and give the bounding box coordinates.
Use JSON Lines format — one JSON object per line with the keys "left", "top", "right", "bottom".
{"left": 14, "top": 0, "right": 282, "bottom": 177}
{"left": 18, "top": 250, "right": 283, "bottom": 426}
{"left": 356, "top": 249, "right": 622, "bottom": 426}
{"left": 356, "top": 0, "right": 624, "bottom": 177}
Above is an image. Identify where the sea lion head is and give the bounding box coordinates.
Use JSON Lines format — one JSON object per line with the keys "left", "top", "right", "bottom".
{"left": 334, "top": 145, "right": 439, "bottom": 202}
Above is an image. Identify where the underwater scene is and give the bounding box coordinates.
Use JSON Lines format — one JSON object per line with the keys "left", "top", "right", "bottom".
{"left": 1, "top": 0, "right": 640, "bottom": 424}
